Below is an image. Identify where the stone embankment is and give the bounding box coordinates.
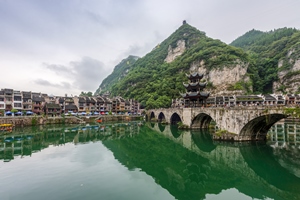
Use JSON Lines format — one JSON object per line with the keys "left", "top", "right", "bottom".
{"left": 0, "top": 115, "right": 142, "bottom": 127}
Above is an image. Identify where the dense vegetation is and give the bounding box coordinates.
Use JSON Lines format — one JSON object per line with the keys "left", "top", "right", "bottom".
{"left": 96, "top": 24, "right": 300, "bottom": 109}
{"left": 230, "top": 28, "right": 300, "bottom": 93}
{"left": 96, "top": 23, "right": 249, "bottom": 109}
{"left": 95, "top": 55, "right": 139, "bottom": 94}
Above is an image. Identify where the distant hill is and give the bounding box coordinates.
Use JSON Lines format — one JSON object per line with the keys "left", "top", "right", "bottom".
{"left": 230, "top": 28, "right": 300, "bottom": 93}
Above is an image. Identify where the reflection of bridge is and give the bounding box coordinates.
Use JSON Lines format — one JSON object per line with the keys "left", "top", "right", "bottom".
{"left": 147, "top": 107, "right": 289, "bottom": 141}
{"left": 146, "top": 123, "right": 300, "bottom": 199}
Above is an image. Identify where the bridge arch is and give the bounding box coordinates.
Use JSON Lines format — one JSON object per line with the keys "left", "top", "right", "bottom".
{"left": 239, "top": 114, "right": 287, "bottom": 140}
{"left": 170, "top": 113, "right": 182, "bottom": 125}
{"left": 150, "top": 112, "right": 155, "bottom": 121}
{"left": 158, "top": 112, "right": 166, "bottom": 123}
{"left": 191, "top": 113, "right": 216, "bottom": 129}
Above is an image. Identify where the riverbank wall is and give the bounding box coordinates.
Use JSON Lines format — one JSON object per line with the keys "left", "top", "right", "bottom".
{"left": 0, "top": 115, "right": 143, "bottom": 127}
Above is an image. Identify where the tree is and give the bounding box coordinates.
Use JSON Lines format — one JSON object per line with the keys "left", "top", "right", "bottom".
{"left": 80, "top": 91, "right": 93, "bottom": 97}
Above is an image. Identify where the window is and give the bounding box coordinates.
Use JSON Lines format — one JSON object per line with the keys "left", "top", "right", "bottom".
{"left": 14, "top": 103, "right": 22, "bottom": 107}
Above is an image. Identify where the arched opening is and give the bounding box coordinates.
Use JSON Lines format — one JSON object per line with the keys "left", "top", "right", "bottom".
{"left": 191, "top": 113, "right": 215, "bottom": 129}
{"left": 191, "top": 129, "right": 216, "bottom": 152}
{"left": 150, "top": 112, "right": 155, "bottom": 121}
{"left": 170, "top": 125, "right": 184, "bottom": 138}
{"left": 158, "top": 123, "right": 165, "bottom": 132}
{"left": 145, "top": 114, "right": 149, "bottom": 121}
{"left": 150, "top": 122, "right": 155, "bottom": 128}
{"left": 158, "top": 112, "right": 166, "bottom": 123}
{"left": 170, "top": 113, "right": 182, "bottom": 125}
{"left": 240, "top": 114, "right": 287, "bottom": 140}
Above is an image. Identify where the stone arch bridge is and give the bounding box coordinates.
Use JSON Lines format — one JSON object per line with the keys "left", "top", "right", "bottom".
{"left": 146, "top": 107, "right": 290, "bottom": 141}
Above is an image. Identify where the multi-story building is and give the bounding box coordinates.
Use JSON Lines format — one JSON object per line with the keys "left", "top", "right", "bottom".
{"left": 1, "top": 88, "right": 141, "bottom": 116}
{"left": 22, "top": 91, "right": 32, "bottom": 112}
{"left": 43, "top": 102, "right": 61, "bottom": 116}
{"left": 32, "top": 94, "right": 44, "bottom": 115}
{"left": 3, "top": 88, "right": 13, "bottom": 111}
{"left": 73, "top": 97, "right": 86, "bottom": 113}
{"left": 130, "top": 99, "right": 140, "bottom": 114}
{"left": 0, "top": 90, "right": 5, "bottom": 113}
{"left": 62, "top": 97, "right": 78, "bottom": 113}
{"left": 89, "top": 97, "right": 97, "bottom": 113}
{"left": 13, "top": 90, "right": 23, "bottom": 111}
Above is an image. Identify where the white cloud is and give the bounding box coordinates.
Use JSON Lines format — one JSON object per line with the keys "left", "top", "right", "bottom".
{"left": 0, "top": 0, "right": 300, "bottom": 96}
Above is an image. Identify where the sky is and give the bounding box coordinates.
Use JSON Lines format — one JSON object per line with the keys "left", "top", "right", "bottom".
{"left": 1, "top": 0, "right": 300, "bottom": 96}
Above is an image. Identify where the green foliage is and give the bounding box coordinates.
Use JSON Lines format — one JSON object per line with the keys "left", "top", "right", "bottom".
{"left": 95, "top": 24, "right": 300, "bottom": 108}
{"left": 95, "top": 55, "right": 139, "bottom": 95}
{"left": 284, "top": 107, "right": 300, "bottom": 118}
{"left": 11, "top": 108, "right": 18, "bottom": 113}
{"left": 177, "top": 122, "right": 189, "bottom": 129}
{"left": 231, "top": 28, "right": 300, "bottom": 94}
{"left": 80, "top": 91, "right": 93, "bottom": 97}
{"left": 31, "top": 116, "right": 37, "bottom": 126}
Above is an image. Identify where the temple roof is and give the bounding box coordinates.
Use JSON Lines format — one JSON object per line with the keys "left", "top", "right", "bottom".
{"left": 181, "top": 91, "right": 210, "bottom": 99}
{"left": 186, "top": 72, "right": 204, "bottom": 79}
{"left": 183, "top": 82, "right": 207, "bottom": 88}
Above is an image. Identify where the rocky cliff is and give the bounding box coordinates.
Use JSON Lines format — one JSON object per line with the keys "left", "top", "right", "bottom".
{"left": 274, "top": 48, "right": 300, "bottom": 93}
{"left": 191, "top": 59, "right": 250, "bottom": 95}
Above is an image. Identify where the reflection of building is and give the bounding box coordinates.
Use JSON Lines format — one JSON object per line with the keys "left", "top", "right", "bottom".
{"left": 268, "top": 122, "right": 300, "bottom": 146}
{"left": 0, "top": 123, "right": 143, "bottom": 162}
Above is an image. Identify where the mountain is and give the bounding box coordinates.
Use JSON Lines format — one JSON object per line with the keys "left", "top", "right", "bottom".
{"left": 95, "top": 55, "right": 139, "bottom": 94}
{"left": 230, "top": 28, "right": 300, "bottom": 94}
{"left": 96, "top": 22, "right": 250, "bottom": 109}
{"left": 95, "top": 22, "right": 300, "bottom": 109}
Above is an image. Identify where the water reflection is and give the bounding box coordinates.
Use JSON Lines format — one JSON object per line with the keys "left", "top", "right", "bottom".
{"left": 0, "top": 122, "right": 143, "bottom": 162}
{"left": 1, "top": 121, "right": 300, "bottom": 200}
{"left": 191, "top": 129, "right": 216, "bottom": 152}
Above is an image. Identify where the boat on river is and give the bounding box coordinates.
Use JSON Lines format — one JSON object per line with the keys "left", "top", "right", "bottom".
{"left": 0, "top": 124, "right": 13, "bottom": 133}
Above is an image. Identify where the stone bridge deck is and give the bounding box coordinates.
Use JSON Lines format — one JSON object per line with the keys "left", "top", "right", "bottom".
{"left": 147, "top": 106, "right": 290, "bottom": 141}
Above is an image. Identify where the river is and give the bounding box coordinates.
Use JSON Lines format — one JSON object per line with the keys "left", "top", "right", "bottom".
{"left": 0, "top": 121, "right": 299, "bottom": 200}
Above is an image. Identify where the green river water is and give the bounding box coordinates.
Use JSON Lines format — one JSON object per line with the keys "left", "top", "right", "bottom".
{"left": 0, "top": 121, "right": 299, "bottom": 200}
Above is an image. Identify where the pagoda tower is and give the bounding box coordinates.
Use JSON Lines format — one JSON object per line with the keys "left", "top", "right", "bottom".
{"left": 181, "top": 72, "right": 210, "bottom": 107}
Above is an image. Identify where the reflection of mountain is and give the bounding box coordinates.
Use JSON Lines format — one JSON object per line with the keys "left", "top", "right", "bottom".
{"left": 105, "top": 124, "right": 300, "bottom": 200}
{"left": 2, "top": 123, "right": 300, "bottom": 199}
{"left": 102, "top": 126, "right": 215, "bottom": 200}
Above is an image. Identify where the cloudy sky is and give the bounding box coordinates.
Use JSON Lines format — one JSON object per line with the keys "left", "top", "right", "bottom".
{"left": 1, "top": 0, "right": 300, "bottom": 96}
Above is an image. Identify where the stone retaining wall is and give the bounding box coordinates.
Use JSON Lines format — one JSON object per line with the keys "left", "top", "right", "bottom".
{"left": 0, "top": 115, "right": 143, "bottom": 127}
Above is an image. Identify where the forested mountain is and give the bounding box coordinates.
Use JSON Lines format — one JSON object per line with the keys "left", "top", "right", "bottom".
{"left": 95, "top": 23, "right": 300, "bottom": 109}
{"left": 95, "top": 55, "right": 139, "bottom": 94}
{"left": 230, "top": 28, "right": 300, "bottom": 93}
